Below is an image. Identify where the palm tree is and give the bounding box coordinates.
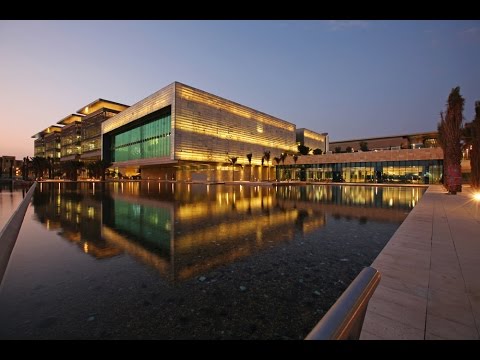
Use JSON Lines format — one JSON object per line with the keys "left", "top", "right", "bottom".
{"left": 263, "top": 150, "right": 271, "bottom": 181}
{"left": 261, "top": 156, "right": 265, "bottom": 181}
{"left": 62, "top": 160, "right": 84, "bottom": 181}
{"left": 86, "top": 162, "right": 96, "bottom": 179}
{"left": 298, "top": 144, "right": 311, "bottom": 155}
{"left": 470, "top": 101, "right": 480, "bottom": 189}
{"left": 246, "top": 153, "right": 252, "bottom": 181}
{"left": 46, "top": 156, "right": 54, "bottom": 179}
{"left": 31, "top": 156, "right": 50, "bottom": 180}
{"left": 438, "top": 87, "right": 464, "bottom": 194}
{"left": 279, "top": 153, "right": 288, "bottom": 181}
{"left": 22, "top": 157, "right": 31, "bottom": 180}
{"left": 91, "top": 159, "right": 112, "bottom": 181}
{"left": 273, "top": 156, "right": 281, "bottom": 181}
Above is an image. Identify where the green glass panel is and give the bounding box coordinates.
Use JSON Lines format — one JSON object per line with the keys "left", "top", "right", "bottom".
{"left": 110, "top": 112, "right": 171, "bottom": 161}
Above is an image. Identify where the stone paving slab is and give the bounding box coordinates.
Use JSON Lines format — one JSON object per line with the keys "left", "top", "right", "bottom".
{"left": 360, "top": 185, "right": 480, "bottom": 340}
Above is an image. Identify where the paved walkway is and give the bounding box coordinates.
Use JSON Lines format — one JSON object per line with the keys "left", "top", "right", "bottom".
{"left": 360, "top": 185, "right": 480, "bottom": 340}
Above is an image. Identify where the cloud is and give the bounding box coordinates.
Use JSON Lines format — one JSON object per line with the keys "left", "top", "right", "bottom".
{"left": 326, "top": 20, "right": 370, "bottom": 31}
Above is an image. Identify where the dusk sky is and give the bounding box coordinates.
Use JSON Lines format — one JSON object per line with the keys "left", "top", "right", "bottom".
{"left": 1, "top": 20, "right": 479, "bottom": 159}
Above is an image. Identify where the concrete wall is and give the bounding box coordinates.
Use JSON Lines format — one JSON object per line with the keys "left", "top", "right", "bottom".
{"left": 296, "top": 128, "right": 328, "bottom": 153}
{"left": 331, "top": 136, "right": 408, "bottom": 152}
{"left": 281, "top": 147, "right": 444, "bottom": 165}
{"left": 174, "top": 82, "right": 296, "bottom": 166}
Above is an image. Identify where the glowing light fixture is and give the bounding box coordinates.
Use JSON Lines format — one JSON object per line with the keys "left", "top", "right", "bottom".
{"left": 473, "top": 192, "right": 480, "bottom": 202}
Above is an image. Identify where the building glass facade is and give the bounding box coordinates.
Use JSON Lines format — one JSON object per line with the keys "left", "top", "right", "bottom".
{"left": 110, "top": 111, "right": 172, "bottom": 162}
{"left": 106, "top": 198, "right": 172, "bottom": 255}
{"left": 278, "top": 159, "right": 443, "bottom": 184}
{"left": 44, "top": 132, "right": 61, "bottom": 161}
{"left": 34, "top": 138, "right": 45, "bottom": 157}
{"left": 102, "top": 82, "right": 297, "bottom": 181}
{"left": 81, "top": 109, "right": 124, "bottom": 161}
{"left": 60, "top": 123, "right": 82, "bottom": 160}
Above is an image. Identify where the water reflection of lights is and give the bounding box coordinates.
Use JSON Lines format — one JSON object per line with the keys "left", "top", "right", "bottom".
{"left": 32, "top": 182, "right": 425, "bottom": 284}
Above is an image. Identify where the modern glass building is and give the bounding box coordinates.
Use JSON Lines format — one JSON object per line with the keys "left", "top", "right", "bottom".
{"left": 276, "top": 148, "right": 444, "bottom": 184}
{"left": 102, "top": 82, "right": 298, "bottom": 181}
{"left": 31, "top": 82, "right": 449, "bottom": 184}
{"left": 330, "top": 132, "right": 439, "bottom": 152}
{"left": 78, "top": 99, "right": 129, "bottom": 162}
{"left": 57, "top": 114, "right": 84, "bottom": 162}
{"left": 32, "top": 125, "right": 63, "bottom": 158}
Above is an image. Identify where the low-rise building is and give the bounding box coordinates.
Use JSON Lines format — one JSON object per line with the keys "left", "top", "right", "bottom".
{"left": 102, "top": 82, "right": 298, "bottom": 181}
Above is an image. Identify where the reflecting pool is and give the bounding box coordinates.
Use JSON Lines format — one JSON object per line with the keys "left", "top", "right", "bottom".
{"left": 0, "top": 184, "right": 26, "bottom": 230}
{"left": 0, "top": 182, "right": 425, "bottom": 339}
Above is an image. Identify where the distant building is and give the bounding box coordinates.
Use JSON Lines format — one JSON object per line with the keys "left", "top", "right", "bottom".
{"left": 30, "top": 82, "right": 454, "bottom": 185}
{"left": 32, "top": 125, "right": 62, "bottom": 159}
{"left": 0, "top": 156, "right": 15, "bottom": 179}
{"left": 277, "top": 147, "right": 444, "bottom": 184}
{"left": 277, "top": 132, "right": 444, "bottom": 184}
{"left": 77, "top": 99, "right": 129, "bottom": 162}
{"left": 296, "top": 128, "right": 329, "bottom": 154}
{"left": 57, "top": 114, "right": 84, "bottom": 162}
{"left": 330, "top": 132, "right": 439, "bottom": 152}
{"left": 32, "top": 100, "right": 128, "bottom": 179}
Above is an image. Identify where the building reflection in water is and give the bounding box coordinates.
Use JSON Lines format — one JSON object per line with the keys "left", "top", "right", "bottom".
{"left": 32, "top": 182, "right": 425, "bottom": 283}
{"left": 32, "top": 182, "right": 122, "bottom": 259}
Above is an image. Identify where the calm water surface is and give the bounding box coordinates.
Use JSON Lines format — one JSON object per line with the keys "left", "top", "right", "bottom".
{"left": 0, "top": 184, "right": 26, "bottom": 231}
{"left": 0, "top": 182, "right": 425, "bottom": 339}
